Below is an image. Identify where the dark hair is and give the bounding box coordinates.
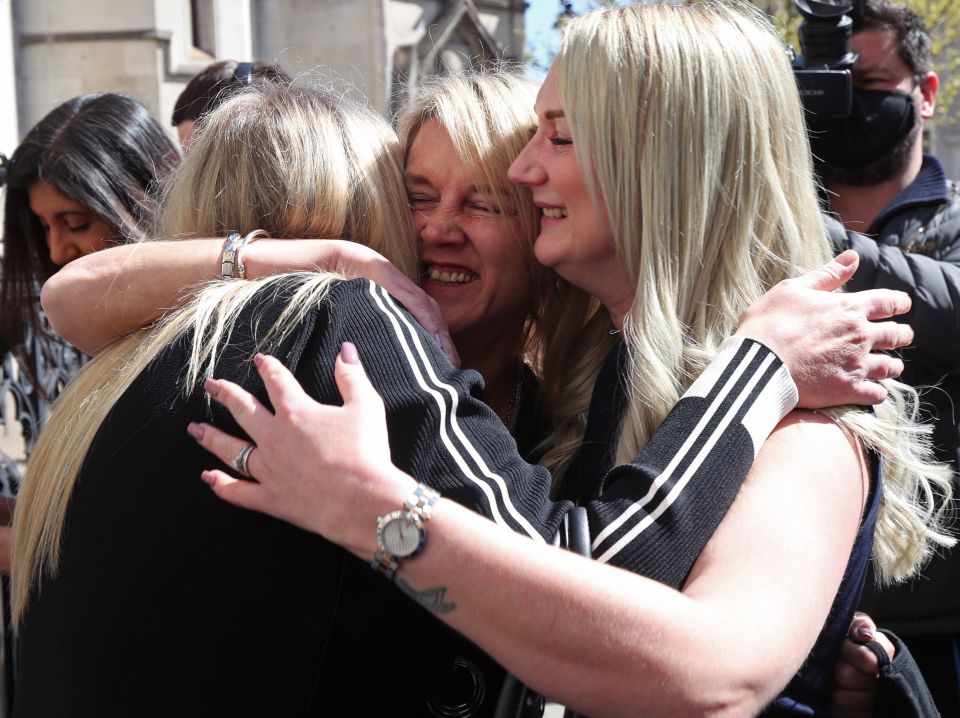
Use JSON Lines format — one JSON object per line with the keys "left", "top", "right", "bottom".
{"left": 171, "top": 60, "right": 291, "bottom": 126}
{"left": 851, "top": 0, "right": 933, "bottom": 77}
{"left": 1, "top": 91, "right": 179, "bottom": 355}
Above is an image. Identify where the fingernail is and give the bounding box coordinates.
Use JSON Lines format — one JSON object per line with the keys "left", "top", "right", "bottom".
{"left": 204, "top": 379, "right": 220, "bottom": 398}
{"left": 341, "top": 341, "right": 359, "bottom": 365}
{"left": 186, "top": 422, "right": 204, "bottom": 441}
{"left": 836, "top": 250, "right": 859, "bottom": 268}
{"left": 254, "top": 353, "right": 264, "bottom": 367}
{"left": 856, "top": 627, "right": 874, "bottom": 642}
{"left": 200, "top": 471, "right": 215, "bottom": 487}
{"left": 434, "top": 331, "right": 444, "bottom": 346}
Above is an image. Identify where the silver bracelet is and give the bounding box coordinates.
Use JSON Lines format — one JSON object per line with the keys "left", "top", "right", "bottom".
{"left": 236, "top": 229, "right": 270, "bottom": 279}
{"left": 219, "top": 232, "right": 242, "bottom": 279}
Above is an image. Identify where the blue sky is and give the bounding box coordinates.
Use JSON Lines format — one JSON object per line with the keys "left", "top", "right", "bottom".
{"left": 523, "top": 0, "right": 595, "bottom": 72}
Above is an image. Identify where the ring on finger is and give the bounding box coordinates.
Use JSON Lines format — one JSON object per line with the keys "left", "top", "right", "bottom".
{"left": 232, "top": 443, "right": 256, "bottom": 478}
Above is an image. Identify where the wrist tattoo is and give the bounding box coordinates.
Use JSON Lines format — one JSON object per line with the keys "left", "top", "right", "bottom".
{"left": 394, "top": 576, "right": 457, "bottom": 615}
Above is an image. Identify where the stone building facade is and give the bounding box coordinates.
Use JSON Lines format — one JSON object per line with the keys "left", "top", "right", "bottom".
{"left": 0, "top": 0, "right": 527, "bottom": 159}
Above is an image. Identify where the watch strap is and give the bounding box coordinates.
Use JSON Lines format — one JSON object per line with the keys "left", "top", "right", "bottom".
{"left": 219, "top": 231, "right": 242, "bottom": 279}
{"left": 405, "top": 483, "right": 439, "bottom": 519}
{"left": 370, "top": 549, "right": 401, "bottom": 580}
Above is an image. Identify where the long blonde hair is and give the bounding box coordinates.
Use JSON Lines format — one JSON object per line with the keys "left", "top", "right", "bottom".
{"left": 162, "top": 83, "right": 416, "bottom": 276}
{"left": 548, "top": 0, "right": 953, "bottom": 582}
{"left": 12, "top": 84, "right": 416, "bottom": 625}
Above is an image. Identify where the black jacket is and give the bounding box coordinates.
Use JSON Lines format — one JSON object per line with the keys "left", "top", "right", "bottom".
{"left": 15, "top": 276, "right": 794, "bottom": 717}
{"left": 830, "top": 156, "right": 960, "bottom": 634}
{"left": 831, "top": 156, "right": 960, "bottom": 466}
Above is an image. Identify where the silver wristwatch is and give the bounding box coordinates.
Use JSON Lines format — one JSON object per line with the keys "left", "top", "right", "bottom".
{"left": 371, "top": 483, "right": 440, "bottom": 579}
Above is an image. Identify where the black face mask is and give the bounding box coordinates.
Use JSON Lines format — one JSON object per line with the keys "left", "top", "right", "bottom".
{"left": 808, "top": 87, "right": 916, "bottom": 170}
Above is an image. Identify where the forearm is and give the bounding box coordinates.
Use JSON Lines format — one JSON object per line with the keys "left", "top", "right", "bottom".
{"left": 381, "top": 413, "right": 862, "bottom": 718}
{"left": 387, "top": 502, "right": 774, "bottom": 718}
{"left": 321, "top": 465, "right": 740, "bottom": 716}
{"left": 42, "top": 239, "right": 431, "bottom": 358}
{"left": 41, "top": 239, "right": 223, "bottom": 354}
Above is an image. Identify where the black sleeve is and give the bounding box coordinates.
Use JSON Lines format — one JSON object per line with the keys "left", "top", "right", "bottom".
{"left": 587, "top": 336, "right": 797, "bottom": 587}
{"left": 294, "top": 279, "right": 797, "bottom": 588}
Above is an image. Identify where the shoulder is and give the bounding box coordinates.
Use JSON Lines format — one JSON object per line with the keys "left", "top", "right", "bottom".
{"left": 918, "top": 181, "right": 960, "bottom": 240}
{"left": 753, "top": 410, "right": 871, "bottom": 514}
{"left": 324, "top": 277, "right": 414, "bottom": 324}
{"left": 763, "top": 410, "right": 868, "bottom": 471}
{"left": 685, "top": 410, "right": 871, "bottom": 618}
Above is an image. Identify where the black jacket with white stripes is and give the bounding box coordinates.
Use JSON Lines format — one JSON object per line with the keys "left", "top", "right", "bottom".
{"left": 15, "top": 276, "right": 797, "bottom": 718}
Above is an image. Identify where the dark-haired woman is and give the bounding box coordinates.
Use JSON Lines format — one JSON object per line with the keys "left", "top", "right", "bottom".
{"left": 0, "top": 91, "right": 178, "bottom": 496}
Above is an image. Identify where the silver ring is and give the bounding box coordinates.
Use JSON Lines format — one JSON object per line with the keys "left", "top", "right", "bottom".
{"left": 232, "top": 443, "right": 256, "bottom": 477}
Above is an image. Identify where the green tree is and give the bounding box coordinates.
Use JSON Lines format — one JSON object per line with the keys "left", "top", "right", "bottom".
{"left": 911, "top": 0, "right": 960, "bottom": 122}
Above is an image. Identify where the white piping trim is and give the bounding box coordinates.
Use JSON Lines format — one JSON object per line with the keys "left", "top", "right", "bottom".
{"left": 366, "top": 281, "right": 545, "bottom": 543}
{"left": 594, "top": 351, "right": 776, "bottom": 563}
{"left": 591, "top": 343, "right": 764, "bottom": 551}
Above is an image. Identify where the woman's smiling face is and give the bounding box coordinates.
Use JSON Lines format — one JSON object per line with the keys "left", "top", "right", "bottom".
{"left": 507, "top": 67, "right": 633, "bottom": 324}
{"left": 407, "top": 118, "right": 534, "bottom": 343}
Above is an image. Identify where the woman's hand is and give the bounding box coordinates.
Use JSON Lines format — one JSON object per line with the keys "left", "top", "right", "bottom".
{"left": 187, "top": 344, "right": 417, "bottom": 555}
{"left": 737, "top": 250, "right": 913, "bottom": 408}
{"left": 831, "top": 612, "right": 895, "bottom": 718}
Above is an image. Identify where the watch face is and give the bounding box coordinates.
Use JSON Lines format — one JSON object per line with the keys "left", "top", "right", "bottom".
{"left": 381, "top": 513, "right": 424, "bottom": 557}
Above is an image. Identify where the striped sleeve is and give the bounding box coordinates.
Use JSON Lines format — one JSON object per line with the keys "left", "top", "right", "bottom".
{"left": 586, "top": 336, "right": 797, "bottom": 587}
{"left": 319, "top": 281, "right": 796, "bottom": 587}
{"left": 301, "top": 279, "right": 568, "bottom": 544}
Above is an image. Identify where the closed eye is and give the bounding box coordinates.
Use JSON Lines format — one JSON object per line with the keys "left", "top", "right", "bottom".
{"left": 408, "top": 194, "right": 438, "bottom": 207}
{"left": 469, "top": 202, "right": 503, "bottom": 215}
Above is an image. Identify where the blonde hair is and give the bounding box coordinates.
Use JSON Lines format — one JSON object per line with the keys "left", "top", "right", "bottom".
{"left": 12, "top": 83, "right": 415, "bottom": 624}
{"left": 161, "top": 83, "right": 416, "bottom": 277}
{"left": 550, "top": 1, "right": 953, "bottom": 581}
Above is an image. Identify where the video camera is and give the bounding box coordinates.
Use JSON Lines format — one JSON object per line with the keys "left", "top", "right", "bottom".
{"left": 792, "top": 0, "right": 859, "bottom": 117}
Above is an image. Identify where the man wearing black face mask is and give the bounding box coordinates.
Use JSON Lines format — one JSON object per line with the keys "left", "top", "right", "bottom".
{"left": 817, "top": 2, "right": 960, "bottom": 714}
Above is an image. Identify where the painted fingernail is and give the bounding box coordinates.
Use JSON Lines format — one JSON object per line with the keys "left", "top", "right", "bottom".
{"left": 200, "top": 471, "right": 215, "bottom": 487}
{"left": 835, "top": 250, "right": 858, "bottom": 267}
{"left": 254, "top": 353, "right": 265, "bottom": 367}
{"left": 341, "top": 341, "right": 359, "bottom": 365}
{"left": 855, "top": 627, "right": 874, "bottom": 642}
{"left": 204, "top": 379, "right": 220, "bottom": 398}
{"left": 186, "top": 422, "right": 204, "bottom": 441}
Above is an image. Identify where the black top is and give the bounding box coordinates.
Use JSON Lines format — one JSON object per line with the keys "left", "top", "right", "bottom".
{"left": 15, "top": 277, "right": 796, "bottom": 717}
{"left": 831, "top": 156, "right": 960, "bottom": 634}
